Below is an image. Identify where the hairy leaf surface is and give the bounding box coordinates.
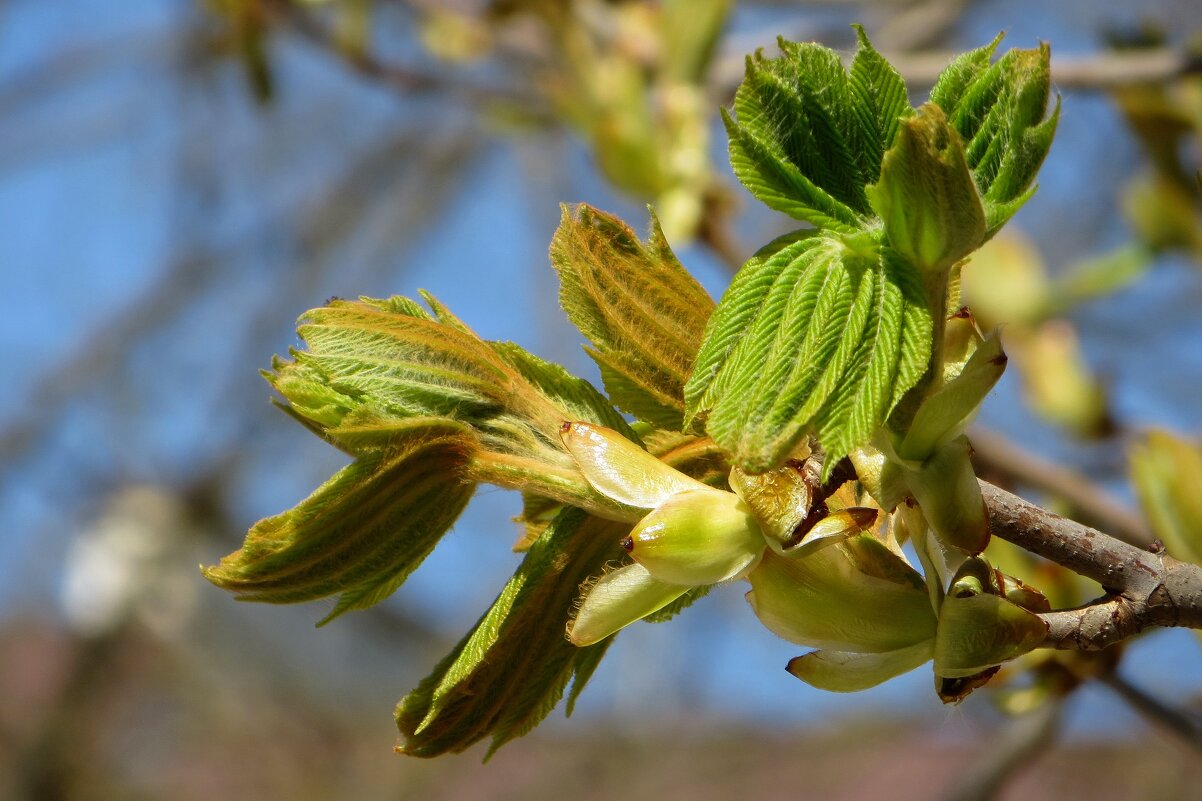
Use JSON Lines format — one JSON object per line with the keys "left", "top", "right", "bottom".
{"left": 724, "top": 33, "right": 908, "bottom": 230}
{"left": 929, "top": 36, "right": 1058, "bottom": 237}
{"left": 396, "top": 508, "right": 627, "bottom": 758}
{"left": 551, "top": 204, "right": 714, "bottom": 429}
{"left": 686, "top": 234, "right": 931, "bottom": 474}
{"left": 203, "top": 418, "right": 477, "bottom": 623}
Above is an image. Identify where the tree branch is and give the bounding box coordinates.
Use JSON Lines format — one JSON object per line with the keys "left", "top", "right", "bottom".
{"left": 1099, "top": 672, "right": 1202, "bottom": 753}
{"left": 980, "top": 481, "right": 1202, "bottom": 650}
{"left": 258, "top": 0, "right": 543, "bottom": 110}
{"left": 936, "top": 698, "right": 1062, "bottom": 801}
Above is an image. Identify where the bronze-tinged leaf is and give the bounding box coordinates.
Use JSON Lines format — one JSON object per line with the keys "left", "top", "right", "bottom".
{"left": 551, "top": 204, "right": 715, "bottom": 430}
{"left": 203, "top": 418, "right": 478, "bottom": 623}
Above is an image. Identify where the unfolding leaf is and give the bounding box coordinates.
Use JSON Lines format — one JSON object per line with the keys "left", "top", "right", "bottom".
{"left": 551, "top": 205, "right": 715, "bottom": 429}
{"left": 929, "top": 36, "right": 1058, "bottom": 237}
{"left": 203, "top": 418, "right": 477, "bottom": 622}
{"left": 899, "top": 329, "right": 1006, "bottom": 460}
{"left": 279, "top": 294, "right": 632, "bottom": 455}
{"left": 686, "top": 234, "right": 932, "bottom": 474}
{"left": 847, "top": 24, "right": 911, "bottom": 183}
{"left": 396, "top": 508, "right": 627, "bottom": 758}
{"left": 1131, "top": 430, "right": 1202, "bottom": 565}
{"left": 270, "top": 294, "right": 639, "bottom": 518}
{"left": 724, "top": 38, "right": 877, "bottom": 229}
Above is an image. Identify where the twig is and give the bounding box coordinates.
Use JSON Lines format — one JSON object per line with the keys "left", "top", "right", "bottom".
{"left": 715, "top": 46, "right": 1202, "bottom": 99}
{"left": 969, "top": 426, "right": 1153, "bottom": 548}
{"left": 936, "top": 699, "right": 1062, "bottom": 801}
{"left": 1099, "top": 671, "right": 1202, "bottom": 754}
{"left": 259, "top": 0, "right": 541, "bottom": 109}
{"left": 888, "top": 47, "right": 1202, "bottom": 91}
{"left": 694, "top": 187, "right": 747, "bottom": 273}
{"left": 981, "top": 481, "right": 1202, "bottom": 650}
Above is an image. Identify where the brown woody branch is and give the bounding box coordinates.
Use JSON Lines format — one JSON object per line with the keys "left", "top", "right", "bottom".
{"left": 981, "top": 481, "right": 1202, "bottom": 650}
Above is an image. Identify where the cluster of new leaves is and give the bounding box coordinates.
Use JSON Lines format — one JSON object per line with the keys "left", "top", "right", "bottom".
{"left": 206, "top": 29, "right": 1059, "bottom": 757}
{"left": 687, "top": 26, "right": 1057, "bottom": 474}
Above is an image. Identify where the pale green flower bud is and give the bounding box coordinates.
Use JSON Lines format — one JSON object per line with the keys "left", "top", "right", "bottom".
{"left": 625, "top": 489, "right": 765, "bottom": 586}
{"left": 747, "top": 537, "right": 937, "bottom": 654}
{"left": 560, "top": 420, "right": 712, "bottom": 508}
{"left": 787, "top": 640, "right": 935, "bottom": 692}
{"left": 568, "top": 562, "right": 689, "bottom": 646}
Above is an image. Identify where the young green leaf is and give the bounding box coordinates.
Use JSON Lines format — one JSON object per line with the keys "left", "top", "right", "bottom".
{"left": 721, "top": 37, "right": 884, "bottom": 230}
{"left": 210, "top": 294, "right": 652, "bottom": 619}
{"left": 847, "top": 24, "right": 911, "bottom": 183}
{"left": 280, "top": 295, "right": 633, "bottom": 456}
{"left": 395, "top": 508, "right": 628, "bottom": 758}
{"left": 684, "top": 230, "right": 819, "bottom": 425}
{"left": 1130, "top": 430, "right": 1202, "bottom": 566}
{"left": 203, "top": 418, "right": 477, "bottom": 623}
{"left": 687, "top": 234, "right": 932, "bottom": 474}
{"left": 898, "top": 329, "right": 1007, "bottom": 461}
{"left": 929, "top": 36, "right": 1058, "bottom": 237}
{"left": 551, "top": 204, "right": 716, "bottom": 430}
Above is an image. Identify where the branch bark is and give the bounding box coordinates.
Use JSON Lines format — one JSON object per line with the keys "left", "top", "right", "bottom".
{"left": 980, "top": 481, "right": 1202, "bottom": 650}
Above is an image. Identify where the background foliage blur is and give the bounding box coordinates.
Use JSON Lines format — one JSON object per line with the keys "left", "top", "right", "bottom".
{"left": 3, "top": 1, "right": 1202, "bottom": 799}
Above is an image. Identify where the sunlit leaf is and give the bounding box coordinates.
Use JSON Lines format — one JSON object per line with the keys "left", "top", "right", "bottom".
{"left": 203, "top": 417, "right": 477, "bottom": 622}
{"left": 396, "top": 508, "right": 627, "bottom": 758}
{"left": 686, "top": 234, "right": 932, "bottom": 474}
{"left": 551, "top": 205, "right": 715, "bottom": 429}
{"left": 929, "top": 35, "right": 1058, "bottom": 237}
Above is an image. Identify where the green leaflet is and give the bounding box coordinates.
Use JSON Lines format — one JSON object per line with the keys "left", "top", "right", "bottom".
{"left": 396, "top": 508, "right": 627, "bottom": 758}
{"left": 202, "top": 417, "right": 477, "bottom": 623}
{"left": 847, "top": 24, "right": 911, "bottom": 184}
{"left": 724, "top": 34, "right": 900, "bottom": 230}
{"left": 278, "top": 294, "right": 639, "bottom": 517}
{"left": 686, "top": 233, "right": 931, "bottom": 474}
{"left": 684, "top": 230, "right": 818, "bottom": 426}
{"left": 929, "top": 36, "right": 1059, "bottom": 238}
{"left": 285, "top": 294, "right": 633, "bottom": 454}
{"left": 550, "top": 204, "right": 715, "bottom": 430}
{"left": 899, "top": 329, "right": 1007, "bottom": 461}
